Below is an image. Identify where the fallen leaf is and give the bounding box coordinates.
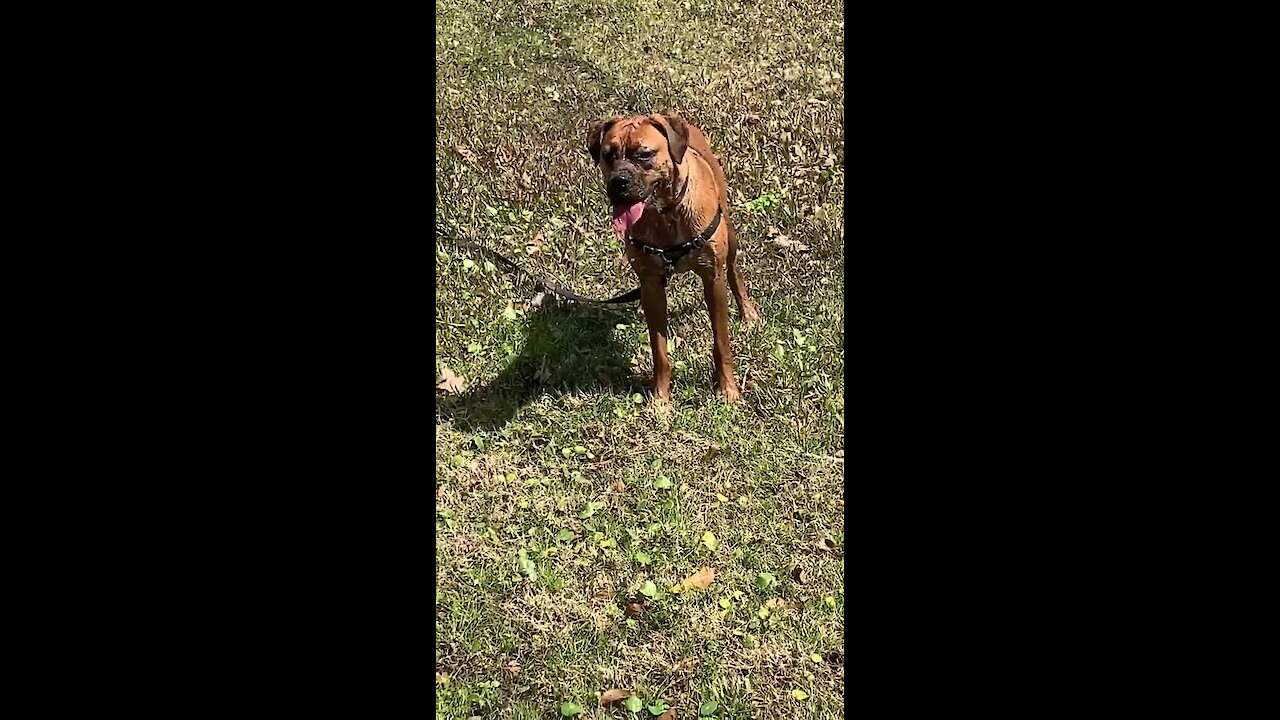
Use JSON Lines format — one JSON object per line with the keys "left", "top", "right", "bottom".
{"left": 700, "top": 700, "right": 719, "bottom": 716}
{"left": 517, "top": 550, "right": 537, "bottom": 580}
{"left": 527, "top": 230, "right": 544, "bottom": 255}
{"left": 815, "top": 537, "right": 839, "bottom": 552}
{"left": 671, "top": 566, "right": 715, "bottom": 593}
{"left": 670, "top": 656, "right": 700, "bottom": 672}
{"left": 771, "top": 236, "right": 810, "bottom": 253}
{"left": 435, "top": 672, "right": 450, "bottom": 684}
{"left": 791, "top": 566, "right": 808, "bottom": 584}
{"left": 436, "top": 366, "right": 467, "bottom": 394}
{"left": 790, "top": 689, "right": 809, "bottom": 701}
{"left": 625, "top": 696, "right": 644, "bottom": 713}
{"left": 701, "top": 531, "right": 719, "bottom": 552}
{"left": 600, "top": 689, "right": 633, "bottom": 705}
{"left": 455, "top": 144, "right": 478, "bottom": 164}
{"left": 639, "top": 580, "right": 658, "bottom": 598}
{"left": 613, "top": 477, "right": 627, "bottom": 493}
{"left": 530, "top": 292, "right": 546, "bottom": 307}
{"left": 504, "top": 660, "right": 521, "bottom": 675}
{"left": 625, "top": 601, "right": 646, "bottom": 616}
{"left": 756, "top": 572, "right": 777, "bottom": 590}
{"left": 657, "top": 709, "right": 677, "bottom": 720}
{"left": 561, "top": 702, "right": 583, "bottom": 716}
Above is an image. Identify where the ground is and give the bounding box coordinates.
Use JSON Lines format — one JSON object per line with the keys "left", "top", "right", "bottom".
{"left": 435, "top": 0, "right": 844, "bottom": 717}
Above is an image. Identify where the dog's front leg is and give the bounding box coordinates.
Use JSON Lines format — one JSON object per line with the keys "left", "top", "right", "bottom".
{"left": 639, "top": 274, "right": 673, "bottom": 402}
{"left": 697, "top": 261, "right": 742, "bottom": 402}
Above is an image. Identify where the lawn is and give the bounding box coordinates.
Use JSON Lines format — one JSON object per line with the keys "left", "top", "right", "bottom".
{"left": 435, "top": 0, "right": 844, "bottom": 717}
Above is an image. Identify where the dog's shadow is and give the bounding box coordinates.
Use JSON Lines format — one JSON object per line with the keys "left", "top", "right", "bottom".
{"left": 437, "top": 299, "right": 648, "bottom": 431}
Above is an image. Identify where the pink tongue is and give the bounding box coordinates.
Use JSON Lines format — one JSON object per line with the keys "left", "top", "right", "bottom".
{"left": 611, "top": 201, "right": 646, "bottom": 238}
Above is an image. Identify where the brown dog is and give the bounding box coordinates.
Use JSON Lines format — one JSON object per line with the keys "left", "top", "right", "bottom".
{"left": 587, "top": 113, "right": 760, "bottom": 402}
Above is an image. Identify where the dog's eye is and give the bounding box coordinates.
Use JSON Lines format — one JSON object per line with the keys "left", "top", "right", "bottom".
{"left": 637, "top": 149, "right": 656, "bottom": 160}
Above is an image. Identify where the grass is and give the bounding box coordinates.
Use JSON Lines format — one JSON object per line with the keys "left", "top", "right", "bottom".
{"left": 435, "top": 0, "right": 844, "bottom": 717}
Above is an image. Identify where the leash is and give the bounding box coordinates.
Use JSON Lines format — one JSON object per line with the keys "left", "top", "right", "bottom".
{"left": 438, "top": 169, "right": 710, "bottom": 305}
{"left": 442, "top": 235, "right": 642, "bottom": 305}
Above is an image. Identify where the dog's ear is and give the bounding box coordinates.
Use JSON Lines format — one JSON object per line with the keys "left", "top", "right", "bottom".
{"left": 587, "top": 117, "right": 618, "bottom": 164}
{"left": 649, "top": 113, "right": 689, "bottom": 165}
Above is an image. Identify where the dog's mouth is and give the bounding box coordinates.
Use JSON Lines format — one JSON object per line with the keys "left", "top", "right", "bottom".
{"left": 611, "top": 200, "right": 646, "bottom": 239}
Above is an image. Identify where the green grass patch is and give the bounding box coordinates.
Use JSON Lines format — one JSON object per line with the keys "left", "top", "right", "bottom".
{"left": 437, "top": 0, "right": 844, "bottom": 717}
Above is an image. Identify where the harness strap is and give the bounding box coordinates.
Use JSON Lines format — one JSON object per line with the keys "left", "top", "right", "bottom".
{"left": 627, "top": 204, "right": 724, "bottom": 286}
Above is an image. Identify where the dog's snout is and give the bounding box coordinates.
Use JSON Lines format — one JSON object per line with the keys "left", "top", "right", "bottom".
{"left": 606, "top": 174, "right": 634, "bottom": 200}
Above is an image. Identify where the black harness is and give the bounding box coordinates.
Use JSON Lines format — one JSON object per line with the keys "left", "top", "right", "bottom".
{"left": 627, "top": 199, "right": 723, "bottom": 287}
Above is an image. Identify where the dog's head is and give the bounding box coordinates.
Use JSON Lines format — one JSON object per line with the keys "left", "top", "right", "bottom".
{"left": 586, "top": 113, "right": 690, "bottom": 238}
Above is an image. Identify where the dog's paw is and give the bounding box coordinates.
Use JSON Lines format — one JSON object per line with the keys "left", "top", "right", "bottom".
{"left": 717, "top": 383, "right": 743, "bottom": 403}
{"left": 739, "top": 303, "right": 762, "bottom": 328}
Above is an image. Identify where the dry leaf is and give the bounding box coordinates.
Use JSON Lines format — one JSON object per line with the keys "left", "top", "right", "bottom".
{"left": 530, "top": 292, "right": 546, "bottom": 307}
{"left": 503, "top": 660, "right": 521, "bottom": 675}
{"left": 670, "top": 656, "right": 700, "bottom": 672}
{"left": 613, "top": 477, "right": 627, "bottom": 493}
{"left": 771, "top": 236, "right": 810, "bottom": 253}
{"left": 455, "top": 144, "right": 477, "bottom": 164}
{"left": 657, "top": 709, "right": 677, "bottom": 720}
{"left": 815, "top": 537, "right": 838, "bottom": 552}
{"left": 671, "top": 566, "right": 715, "bottom": 593}
{"left": 791, "top": 566, "right": 808, "bottom": 584}
{"left": 599, "top": 689, "right": 632, "bottom": 705}
{"left": 624, "top": 601, "right": 645, "bottom": 616}
{"left": 436, "top": 366, "right": 467, "bottom": 394}
{"left": 527, "top": 230, "right": 544, "bottom": 254}
{"left": 435, "top": 672, "right": 450, "bottom": 684}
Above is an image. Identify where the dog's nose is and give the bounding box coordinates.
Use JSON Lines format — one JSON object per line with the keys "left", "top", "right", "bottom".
{"left": 608, "top": 176, "right": 629, "bottom": 195}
